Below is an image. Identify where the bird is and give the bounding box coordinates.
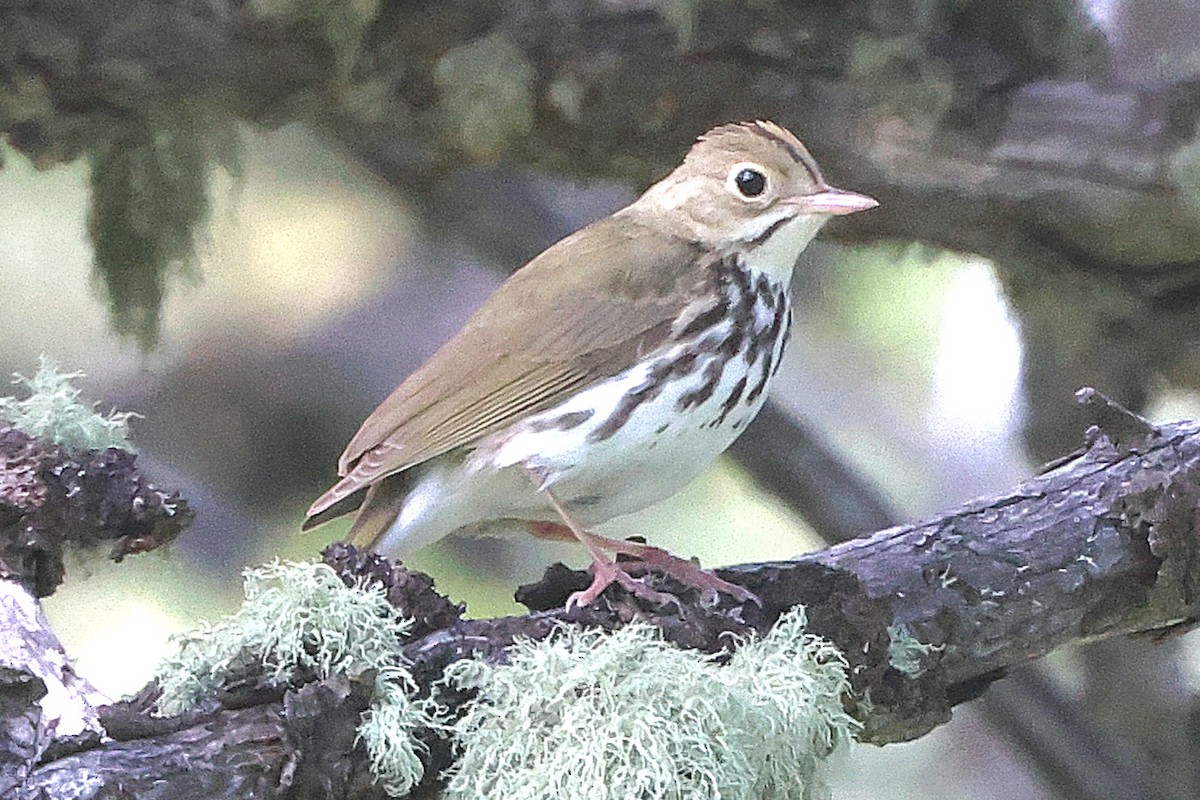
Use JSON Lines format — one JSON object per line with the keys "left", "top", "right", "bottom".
{"left": 304, "top": 120, "right": 877, "bottom": 608}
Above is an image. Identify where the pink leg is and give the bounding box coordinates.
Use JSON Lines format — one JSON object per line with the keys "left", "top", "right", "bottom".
{"left": 534, "top": 487, "right": 676, "bottom": 609}
{"left": 586, "top": 532, "right": 760, "bottom": 607}
{"left": 524, "top": 470, "right": 759, "bottom": 608}
{"left": 526, "top": 521, "right": 575, "bottom": 542}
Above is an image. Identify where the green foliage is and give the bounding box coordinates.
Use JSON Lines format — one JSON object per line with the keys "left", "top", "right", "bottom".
{"left": 444, "top": 607, "right": 857, "bottom": 800}
{"left": 0, "top": 357, "right": 135, "bottom": 451}
{"left": 155, "top": 560, "right": 438, "bottom": 796}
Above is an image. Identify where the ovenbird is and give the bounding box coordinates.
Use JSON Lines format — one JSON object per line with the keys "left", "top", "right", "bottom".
{"left": 305, "top": 121, "right": 877, "bottom": 608}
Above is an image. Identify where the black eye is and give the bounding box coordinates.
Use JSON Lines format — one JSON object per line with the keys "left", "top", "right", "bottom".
{"left": 734, "top": 168, "right": 767, "bottom": 198}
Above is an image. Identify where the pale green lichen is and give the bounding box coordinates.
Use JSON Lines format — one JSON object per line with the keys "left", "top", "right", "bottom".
{"left": 155, "top": 560, "right": 438, "bottom": 796}
{"left": 359, "top": 665, "right": 438, "bottom": 797}
{"left": 444, "top": 607, "right": 857, "bottom": 800}
{"left": 887, "top": 624, "right": 944, "bottom": 677}
{"left": 0, "top": 357, "right": 136, "bottom": 452}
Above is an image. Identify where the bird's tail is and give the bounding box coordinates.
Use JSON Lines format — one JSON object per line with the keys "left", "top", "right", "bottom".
{"left": 344, "top": 475, "right": 413, "bottom": 549}
{"left": 302, "top": 467, "right": 413, "bottom": 549}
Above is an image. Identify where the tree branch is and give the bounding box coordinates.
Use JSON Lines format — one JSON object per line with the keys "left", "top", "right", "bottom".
{"left": 4, "top": 393, "right": 1198, "bottom": 797}
{"left": 728, "top": 394, "right": 1190, "bottom": 800}
{"left": 7, "top": 2, "right": 1199, "bottom": 341}
{"left": 0, "top": 425, "right": 192, "bottom": 597}
{"left": 0, "top": 425, "right": 191, "bottom": 796}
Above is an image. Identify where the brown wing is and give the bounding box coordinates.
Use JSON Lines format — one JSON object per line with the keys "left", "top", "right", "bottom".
{"left": 304, "top": 212, "right": 707, "bottom": 525}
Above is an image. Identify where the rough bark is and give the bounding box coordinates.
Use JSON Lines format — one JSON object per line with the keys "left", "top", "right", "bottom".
{"left": 3, "top": 393, "right": 1198, "bottom": 798}
{"left": 0, "top": 427, "right": 191, "bottom": 796}
{"left": 734, "top": 394, "right": 1193, "bottom": 800}
{"left": 0, "top": 425, "right": 193, "bottom": 597}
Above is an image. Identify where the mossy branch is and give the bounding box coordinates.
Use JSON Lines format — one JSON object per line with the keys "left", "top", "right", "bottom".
{"left": 0, "top": 361, "right": 190, "bottom": 596}
{"left": 3, "top": 390, "right": 1198, "bottom": 797}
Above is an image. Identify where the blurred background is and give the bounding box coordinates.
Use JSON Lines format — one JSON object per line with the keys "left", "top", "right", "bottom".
{"left": 3, "top": 0, "right": 1200, "bottom": 798}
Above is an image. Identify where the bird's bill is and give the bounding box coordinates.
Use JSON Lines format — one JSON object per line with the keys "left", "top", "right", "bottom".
{"left": 793, "top": 188, "right": 878, "bottom": 216}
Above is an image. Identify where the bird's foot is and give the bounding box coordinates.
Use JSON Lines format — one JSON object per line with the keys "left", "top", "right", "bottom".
{"left": 566, "top": 555, "right": 677, "bottom": 610}
{"left": 595, "top": 535, "right": 760, "bottom": 607}
{"left": 523, "top": 484, "right": 758, "bottom": 609}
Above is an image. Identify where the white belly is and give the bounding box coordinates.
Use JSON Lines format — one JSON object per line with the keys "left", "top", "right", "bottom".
{"left": 479, "top": 338, "right": 769, "bottom": 522}
{"left": 477, "top": 268, "right": 792, "bottom": 524}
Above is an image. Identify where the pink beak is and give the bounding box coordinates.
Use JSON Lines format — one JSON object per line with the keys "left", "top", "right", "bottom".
{"left": 795, "top": 188, "right": 878, "bottom": 216}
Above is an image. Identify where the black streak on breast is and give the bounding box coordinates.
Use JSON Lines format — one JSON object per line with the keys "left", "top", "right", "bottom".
{"left": 747, "top": 289, "right": 790, "bottom": 404}
{"left": 586, "top": 340, "right": 710, "bottom": 443}
{"left": 586, "top": 254, "right": 792, "bottom": 443}
{"left": 713, "top": 375, "right": 748, "bottom": 427}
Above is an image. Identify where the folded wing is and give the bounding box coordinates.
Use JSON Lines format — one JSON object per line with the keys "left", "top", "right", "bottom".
{"left": 304, "top": 213, "right": 706, "bottom": 527}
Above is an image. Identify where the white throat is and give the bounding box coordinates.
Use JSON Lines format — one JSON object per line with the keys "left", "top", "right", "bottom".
{"left": 740, "top": 213, "right": 827, "bottom": 285}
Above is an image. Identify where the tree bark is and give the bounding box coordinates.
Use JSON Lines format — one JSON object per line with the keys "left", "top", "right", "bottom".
{"left": 0, "top": 425, "right": 192, "bottom": 796}
{"left": 4, "top": 393, "right": 1199, "bottom": 797}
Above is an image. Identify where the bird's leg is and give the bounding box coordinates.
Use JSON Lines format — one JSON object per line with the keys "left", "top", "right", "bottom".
{"left": 526, "top": 521, "right": 576, "bottom": 542}
{"left": 524, "top": 469, "right": 758, "bottom": 608}
{"left": 526, "top": 471, "right": 674, "bottom": 609}
{"left": 541, "top": 490, "right": 677, "bottom": 609}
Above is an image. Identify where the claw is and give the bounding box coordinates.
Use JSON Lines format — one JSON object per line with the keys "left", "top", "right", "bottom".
{"left": 564, "top": 541, "right": 758, "bottom": 609}
{"left": 566, "top": 557, "right": 677, "bottom": 610}
{"left": 595, "top": 536, "right": 761, "bottom": 607}
{"left": 525, "top": 472, "right": 759, "bottom": 609}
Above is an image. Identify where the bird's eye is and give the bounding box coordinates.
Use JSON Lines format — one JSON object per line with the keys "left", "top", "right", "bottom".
{"left": 734, "top": 167, "right": 767, "bottom": 198}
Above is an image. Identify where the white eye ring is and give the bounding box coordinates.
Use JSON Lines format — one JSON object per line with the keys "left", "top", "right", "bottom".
{"left": 727, "top": 163, "right": 769, "bottom": 200}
